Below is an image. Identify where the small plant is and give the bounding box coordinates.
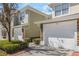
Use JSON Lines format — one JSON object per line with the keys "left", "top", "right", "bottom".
{"left": 33, "top": 38, "right": 40, "bottom": 45}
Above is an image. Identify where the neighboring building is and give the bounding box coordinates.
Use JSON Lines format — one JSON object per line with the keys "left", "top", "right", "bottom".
{"left": 35, "top": 3, "right": 79, "bottom": 51}
{"left": 12, "top": 5, "right": 50, "bottom": 41}
{"left": 0, "top": 9, "right": 18, "bottom": 40}
{"left": 0, "top": 24, "right": 7, "bottom": 40}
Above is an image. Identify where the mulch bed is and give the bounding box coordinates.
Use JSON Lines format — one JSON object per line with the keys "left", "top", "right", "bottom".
{"left": 9, "top": 48, "right": 31, "bottom": 56}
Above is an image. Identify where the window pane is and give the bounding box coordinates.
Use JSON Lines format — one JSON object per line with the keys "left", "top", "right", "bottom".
{"left": 55, "top": 4, "right": 62, "bottom": 16}
{"left": 55, "top": 11, "right": 61, "bottom": 16}
{"left": 62, "top": 3, "right": 69, "bottom": 10}
{"left": 2, "top": 29, "right": 6, "bottom": 38}
{"left": 20, "top": 12, "right": 25, "bottom": 20}
{"left": 62, "top": 3, "right": 69, "bottom": 14}
{"left": 62, "top": 9, "right": 68, "bottom": 14}
{"left": 14, "top": 16, "right": 21, "bottom": 26}
{"left": 20, "top": 12, "right": 26, "bottom": 24}
{"left": 55, "top": 5, "right": 62, "bottom": 11}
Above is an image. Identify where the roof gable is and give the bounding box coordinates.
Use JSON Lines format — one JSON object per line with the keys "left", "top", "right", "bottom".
{"left": 20, "top": 5, "right": 49, "bottom": 17}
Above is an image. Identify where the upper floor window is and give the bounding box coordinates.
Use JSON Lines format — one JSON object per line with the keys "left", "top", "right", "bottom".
{"left": 55, "top": 3, "right": 69, "bottom": 16}
{"left": 20, "top": 12, "right": 28, "bottom": 24}
{"left": 55, "top": 4, "right": 62, "bottom": 16}
{"left": 14, "top": 15, "right": 21, "bottom": 26}
{"left": 20, "top": 12, "right": 25, "bottom": 21}
{"left": 62, "top": 3, "right": 69, "bottom": 14}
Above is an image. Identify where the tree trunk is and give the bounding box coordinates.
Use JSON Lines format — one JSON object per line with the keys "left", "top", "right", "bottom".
{"left": 8, "top": 24, "right": 11, "bottom": 42}
{"left": 8, "top": 31, "right": 11, "bottom": 42}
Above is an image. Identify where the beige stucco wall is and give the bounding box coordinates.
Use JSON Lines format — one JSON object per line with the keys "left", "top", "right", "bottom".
{"left": 70, "top": 4, "right": 79, "bottom": 15}
{"left": 24, "top": 10, "right": 47, "bottom": 38}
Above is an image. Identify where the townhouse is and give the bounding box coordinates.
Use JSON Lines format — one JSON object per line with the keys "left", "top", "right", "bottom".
{"left": 35, "top": 3, "right": 79, "bottom": 51}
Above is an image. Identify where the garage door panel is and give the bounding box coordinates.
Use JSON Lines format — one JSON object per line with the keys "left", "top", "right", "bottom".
{"left": 43, "top": 20, "right": 77, "bottom": 50}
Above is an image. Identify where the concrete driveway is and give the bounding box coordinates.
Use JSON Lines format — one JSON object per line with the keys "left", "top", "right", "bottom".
{"left": 11, "top": 43, "right": 72, "bottom": 56}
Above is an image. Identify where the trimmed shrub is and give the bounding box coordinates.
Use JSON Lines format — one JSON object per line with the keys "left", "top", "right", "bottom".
{"left": 0, "top": 40, "right": 10, "bottom": 45}
{"left": 11, "top": 40, "right": 22, "bottom": 44}
{"left": 24, "top": 38, "right": 31, "bottom": 43}
{"left": 33, "top": 38, "right": 40, "bottom": 45}
{"left": 2, "top": 44, "right": 20, "bottom": 53}
{"left": 0, "top": 50, "right": 7, "bottom": 56}
{"left": 20, "top": 42, "right": 27, "bottom": 49}
{"left": 0, "top": 40, "right": 29, "bottom": 54}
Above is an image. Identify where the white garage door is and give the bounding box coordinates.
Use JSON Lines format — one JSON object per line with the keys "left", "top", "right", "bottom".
{"left": 43, "top": 20, "right": 77, "bottom": 50}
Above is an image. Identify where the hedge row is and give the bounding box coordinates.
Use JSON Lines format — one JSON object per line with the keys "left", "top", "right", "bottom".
{"left": 0, "top": 40, "right": 29, "bottom": 54}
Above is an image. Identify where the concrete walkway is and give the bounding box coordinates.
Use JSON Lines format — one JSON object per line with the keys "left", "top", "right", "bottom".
{"left": 11, "top": 43, "right": 72, "bottom": 56}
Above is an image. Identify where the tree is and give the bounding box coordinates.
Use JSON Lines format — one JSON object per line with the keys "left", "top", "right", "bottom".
{"left": 0, "top": 3, "right": 18, "bottom": 42}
